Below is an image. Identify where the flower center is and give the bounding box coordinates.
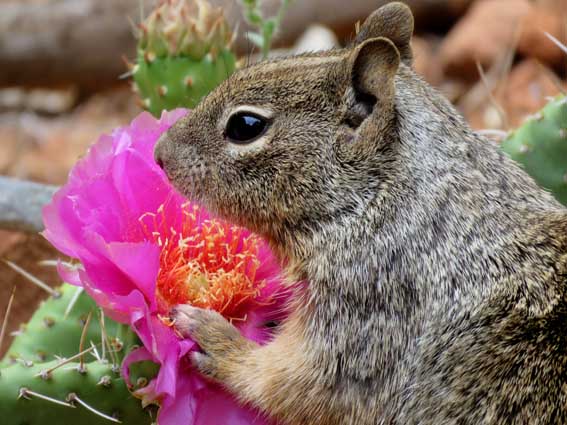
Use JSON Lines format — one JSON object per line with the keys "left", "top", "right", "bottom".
{"left": 140, "top": 202, "right": 265, "bottom": 320}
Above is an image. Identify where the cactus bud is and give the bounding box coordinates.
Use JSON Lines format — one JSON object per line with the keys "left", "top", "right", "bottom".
{"left": 133, "top": 0, "right": 237, "bottom": 116}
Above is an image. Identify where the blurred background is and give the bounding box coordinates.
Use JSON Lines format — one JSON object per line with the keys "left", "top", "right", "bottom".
{"left": 0, "top": 0, "right": 566, "bottom": 353}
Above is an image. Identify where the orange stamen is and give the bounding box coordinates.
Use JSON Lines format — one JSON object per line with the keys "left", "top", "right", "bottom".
{"left": 140, "top": 202, "right": 265, "bottom": 320}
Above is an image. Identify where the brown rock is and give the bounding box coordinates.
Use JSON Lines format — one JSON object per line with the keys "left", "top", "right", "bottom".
{"left": 497, "top": 59, "right": 565, "bottom": 127}
{"left": 0, "top": 0, "right": 476, "bottom": 89}
{"left": 537, "top": 0, "right": 567, "bottom": 16}
{"left": 411, "top": 36, "right": 444, "bottom": 86}
{"left": 440, "top": 0, "right": 531, "bottom": 81}
{"left": 518, "top": 2, "right": 567, "bottom": 70}
{"left": 0, "top": 134, "right": 19, "bottom": 174}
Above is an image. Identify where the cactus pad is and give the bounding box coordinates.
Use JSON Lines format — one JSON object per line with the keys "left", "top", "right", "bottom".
{"left": 1, "top": 284, "right": 138, "bottom": 368}
{"left": 501, "top": 95, "right": 567, "bottom": 206}
{"left": 0, "top": 359, "right": 153, "bottom": 424}
{"left": 133, "top": 49, "right": 236, "bottom": 115}
{"left": 132, "top": 0, "right": 237, "bottom": 115}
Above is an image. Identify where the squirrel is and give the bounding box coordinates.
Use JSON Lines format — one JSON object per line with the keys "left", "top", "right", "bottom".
{"left": 154, "top": 2, "right": 567, "bottom": 424}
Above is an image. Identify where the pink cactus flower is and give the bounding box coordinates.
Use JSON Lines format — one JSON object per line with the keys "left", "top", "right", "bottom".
{"left": 43, "top": 109, "right": 288, "bottom": 425}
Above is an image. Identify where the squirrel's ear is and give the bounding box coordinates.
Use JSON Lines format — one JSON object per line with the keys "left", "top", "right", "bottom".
{"left": 353, "top": 2, "right": 413, "bottom": 65}
{"left": 349, "top": 37, "right": 400, "bottom": 102}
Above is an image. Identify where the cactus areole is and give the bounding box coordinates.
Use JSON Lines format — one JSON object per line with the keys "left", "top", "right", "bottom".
{"left": 133, "top": 0, "right": 237, "bottom": 116}
{"left": 501, "top": 96, "right": 567, "bottom": 206}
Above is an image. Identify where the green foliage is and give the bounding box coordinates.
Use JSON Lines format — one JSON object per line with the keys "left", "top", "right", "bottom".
{"left": 0, "top": 359, "right": 153, "bottom": 424}
{"left": 501, "top": 95, "right": 567, "bottom": 206}
{"left": 240, "top": 0, "right": 294, "bottom": 59}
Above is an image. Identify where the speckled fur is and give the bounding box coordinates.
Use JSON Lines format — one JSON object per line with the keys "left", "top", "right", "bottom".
{"left": 155, "top": 3, "right": 567, "bottom": 424}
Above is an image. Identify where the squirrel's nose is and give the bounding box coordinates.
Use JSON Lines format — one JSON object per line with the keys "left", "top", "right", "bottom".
{"left": 156, "top": 156, "right": 165, "bottom": 170}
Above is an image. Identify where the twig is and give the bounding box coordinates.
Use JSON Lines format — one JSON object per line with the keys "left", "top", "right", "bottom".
{"left": 38, "top": 260, "right": 75, "bottom": 268}
{"left": 99, "top": 310, "right": 109, "bottom": 363}
{"left": 3, "top": 260, "right": 60, "bottom": 298}
{"left": 0, "top": 176, "right": 58, "bottom": 233}
{"left": 545, "top": 32, "right": 567, "bottom": 55}
{"left": 477, "top": 129, "right": 509, "bottom": 142}
{"left": 0, "top": 286, "right": 16, "bottom": 354}
{"left": 476, "top": 61, "right": 508, "bottom": 130}
{"left": 536, "top": 61, "right": 567, "bottom": 96}
{"left": 90, "top": 341, "right": 102, "bottom": 362}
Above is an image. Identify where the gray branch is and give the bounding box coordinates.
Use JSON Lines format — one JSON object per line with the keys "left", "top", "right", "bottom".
{"left": 0, "top": 177, "right": 58, "bottom": 233}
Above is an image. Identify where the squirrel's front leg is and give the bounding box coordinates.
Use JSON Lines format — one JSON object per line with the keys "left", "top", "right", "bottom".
{"left": 171, "top": 305, "right": 341, "bottom": 425}
{"left": 171, "top": 305, "right": 257, "bottom": 382}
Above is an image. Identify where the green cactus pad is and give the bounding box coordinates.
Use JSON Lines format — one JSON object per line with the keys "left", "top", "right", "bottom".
{"left": 1, "top": 284, "right": 138, "bottom": 368}
{"left": 133, "top": 48, "right": 236, "bottom": 116}
{"left": 0, "top": 359, "right": 153, "bottom": 424}
{"left": 132, "top": 0, "right": 238, "bottom": 116}
{"left": 501, "top": 95, "right": 567, "bottom": 206}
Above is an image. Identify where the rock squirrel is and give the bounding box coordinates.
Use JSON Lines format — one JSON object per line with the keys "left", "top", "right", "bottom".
{"left": 155, "top": 2, "right": 567, "bottom": 424}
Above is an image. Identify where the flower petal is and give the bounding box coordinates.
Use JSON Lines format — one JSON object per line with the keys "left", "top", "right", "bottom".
{"left": 42, "top": 108, "right": 288, "bottom": 425}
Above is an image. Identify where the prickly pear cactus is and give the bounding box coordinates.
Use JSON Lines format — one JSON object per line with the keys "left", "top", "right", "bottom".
{"left": 1, "top": 284, "right": 137, "bottom": 368}
{"left": 0, "top": 281, "right": 157, "bottom": 424}
{"left": 501, "top": 95, "right": 567, "bottom": 206}
{"left": 0, "top": 359, "right": 153, "bottom": 424}
{"left": 132, "top": 0, "right": 237, "bottom": 116}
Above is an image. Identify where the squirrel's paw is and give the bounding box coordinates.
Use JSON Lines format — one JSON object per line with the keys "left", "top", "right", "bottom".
{"left": 170, "top": 304, "right": 253, "bottom": 382}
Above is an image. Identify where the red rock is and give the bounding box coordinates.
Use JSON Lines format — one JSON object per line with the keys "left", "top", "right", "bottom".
{"left": 497, "top": 59, "right": 565, "bottom": 127}
{"left": 440, "top": 0, "right": 531, "bottom": 81}
{"left": 518, "top": 2, "right": 567, "bottom": 70}
{"left": 411, "top": 36, "right": 443, "bottom": 86}
{"left": 462, "top": 59, "right": 564, "bottom": 129}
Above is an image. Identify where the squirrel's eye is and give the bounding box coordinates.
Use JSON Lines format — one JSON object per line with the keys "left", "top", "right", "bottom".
{"left": 225, "top": 112, "right": 268, "bottom": 144}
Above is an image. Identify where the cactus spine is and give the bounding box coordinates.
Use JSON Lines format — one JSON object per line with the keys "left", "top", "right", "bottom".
{"left": 132, "top": 0, "right": 237, "bottom": 116}
{"left": 0, "top": 359, "right": 153, "bottom": 424}
{"left": 1, "top": 284, "right": 136, "bottom": 368}
{"left": 1, "top": 282, "right": 155, "bottom": 424}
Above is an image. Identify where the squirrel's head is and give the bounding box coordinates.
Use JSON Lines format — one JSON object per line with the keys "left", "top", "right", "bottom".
{"left": 155, "top": 2, "right": 414, "bottom": 242}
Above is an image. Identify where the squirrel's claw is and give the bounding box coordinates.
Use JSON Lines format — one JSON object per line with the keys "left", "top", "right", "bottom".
{"left": 171, "top": 304, "right": 254, "bottom": 382}
{"left": 189, "top": 351, "right": 219, "bottom": 380}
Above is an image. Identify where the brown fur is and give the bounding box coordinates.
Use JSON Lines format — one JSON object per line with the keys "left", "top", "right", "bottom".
{"left": 155, "top": 3, "right": 567, "bottom": 424}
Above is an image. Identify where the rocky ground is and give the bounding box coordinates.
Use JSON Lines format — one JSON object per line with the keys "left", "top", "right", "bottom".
{"left": 0, "top": 0, "right": 565, "bottom": 355}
